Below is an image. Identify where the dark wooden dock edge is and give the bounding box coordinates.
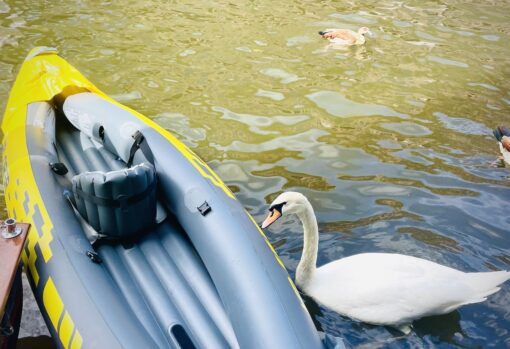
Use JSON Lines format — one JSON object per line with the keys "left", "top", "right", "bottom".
{"left": 0, "top": 222, "right": 30, "bottom": 349}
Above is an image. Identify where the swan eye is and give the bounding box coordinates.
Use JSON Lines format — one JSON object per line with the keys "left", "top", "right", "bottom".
{"left": 269, "top": 202, "right": 286, "bottom": 215}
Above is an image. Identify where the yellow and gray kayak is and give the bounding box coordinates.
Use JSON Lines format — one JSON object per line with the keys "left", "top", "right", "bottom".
{"left": 2, "top": 47, "right": 344, "bottom": 349}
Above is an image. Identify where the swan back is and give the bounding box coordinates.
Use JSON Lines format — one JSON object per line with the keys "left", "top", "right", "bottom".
{"left": 305, "top": 253, "right": 510, "bottom": 326}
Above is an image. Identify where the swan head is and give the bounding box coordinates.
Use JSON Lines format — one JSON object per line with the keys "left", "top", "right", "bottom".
{"left": 358, "top": 27, "right": 373, "bottom": 37}
{"left": 260, "top": 191, "right": 309, "bottom": 228}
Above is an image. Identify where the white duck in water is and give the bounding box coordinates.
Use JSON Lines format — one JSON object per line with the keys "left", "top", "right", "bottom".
{"left": 261, "top": 192, "right": 510, "bottom": 333}
{"left": 493, "top": 126, "right": 510, "bottom": 166}
{"left": 318, "top": 27, "right": 372, "bottom": 45}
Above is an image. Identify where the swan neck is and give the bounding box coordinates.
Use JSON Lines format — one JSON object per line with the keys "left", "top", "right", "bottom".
{"left": 295, "top": 202, "right": 318, "bottom": 288}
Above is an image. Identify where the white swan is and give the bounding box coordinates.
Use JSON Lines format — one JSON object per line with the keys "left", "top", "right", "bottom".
{"left": 261, "top": 191, "right": 510, "bottom": 333}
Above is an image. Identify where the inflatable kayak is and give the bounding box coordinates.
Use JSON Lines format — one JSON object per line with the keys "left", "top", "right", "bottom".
{"left": 1, "top": 48, "right": 344, "bottom": 349}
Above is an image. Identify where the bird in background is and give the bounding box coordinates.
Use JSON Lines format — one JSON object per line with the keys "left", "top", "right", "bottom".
{"left": 493, "top": 126, "right": 510, "bottom": 166}
{"left": 318, "top": 27, "right": 373, "bottom": 45}
{"left": 261, "top": 191, "right": 510, "bottom": 334}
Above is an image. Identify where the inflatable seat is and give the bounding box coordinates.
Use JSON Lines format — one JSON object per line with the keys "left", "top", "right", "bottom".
{"left": 72, "top": 162, "right": 157, "bottom": 238}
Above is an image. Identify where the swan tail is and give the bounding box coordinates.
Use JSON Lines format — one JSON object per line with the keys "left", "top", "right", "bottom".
{"left": 438, "top": 271, "right": 509, "bottom": 314}
{"left": 464, "top": 270, "right": 510, "bottom": 302}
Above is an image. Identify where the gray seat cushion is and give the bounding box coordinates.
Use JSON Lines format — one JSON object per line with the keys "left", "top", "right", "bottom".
{"left": 72, "top": 162, "right": 157, "bottom": 238}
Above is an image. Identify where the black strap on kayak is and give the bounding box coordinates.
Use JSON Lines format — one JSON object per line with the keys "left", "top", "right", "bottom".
{"left": 63, "top": 190, "right": 106, "bottom": 245}
{"left": 127, "top": 131, "right": 154, "bottom": 167}
{"left": 73, "top": 179, "right": 156, "bottom": 210}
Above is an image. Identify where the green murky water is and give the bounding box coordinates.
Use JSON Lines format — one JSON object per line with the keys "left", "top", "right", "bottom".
{"left": 1, "top": 1, "right": 510, "bottom": 347}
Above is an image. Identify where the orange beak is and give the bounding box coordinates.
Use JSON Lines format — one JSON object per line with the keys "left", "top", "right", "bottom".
{"left": 260, "top": 209, "right": 282, "bottom": 229}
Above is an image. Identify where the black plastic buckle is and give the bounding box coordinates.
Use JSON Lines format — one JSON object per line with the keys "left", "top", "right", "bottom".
{"left": 86, "top": 250, "right": 102, "bottom": 264}
{"left": 49, "top": 162, "right": 68, "bottom": 176}
{"left": 197, "top": 201, "right": 211, "bottom": 216}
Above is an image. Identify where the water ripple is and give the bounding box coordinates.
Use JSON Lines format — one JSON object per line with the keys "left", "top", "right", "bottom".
{"left": 306, "top": 91, "right": 409, "bottom": 119}
{"left": 212, "top": 106, "right": 309, "bottom": 135}
{"left": 255, "top": 89, "right": 285, "bottom": 101}
{"left": 427, "top": 55, "right": 469, "bottom": 68}
{"left": 259, "top": 67, "right": 303, "bottom": 84}
{"left": 433, "top": 112, "right": 491, "bottom": 135}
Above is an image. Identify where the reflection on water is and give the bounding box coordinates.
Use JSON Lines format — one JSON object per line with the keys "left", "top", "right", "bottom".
{"left": 397, "top": 227, "right": 463, "bottom": 253}
{"left": 307, "top": 90, "right": 409, "bottom": 118}
{"left": 1, "top": 0, "right": 510, "bottom": 347}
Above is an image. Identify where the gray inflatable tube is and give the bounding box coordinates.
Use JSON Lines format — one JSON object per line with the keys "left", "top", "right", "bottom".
{"left": 22, "top": 91, "right": 345, "bottom": 349}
